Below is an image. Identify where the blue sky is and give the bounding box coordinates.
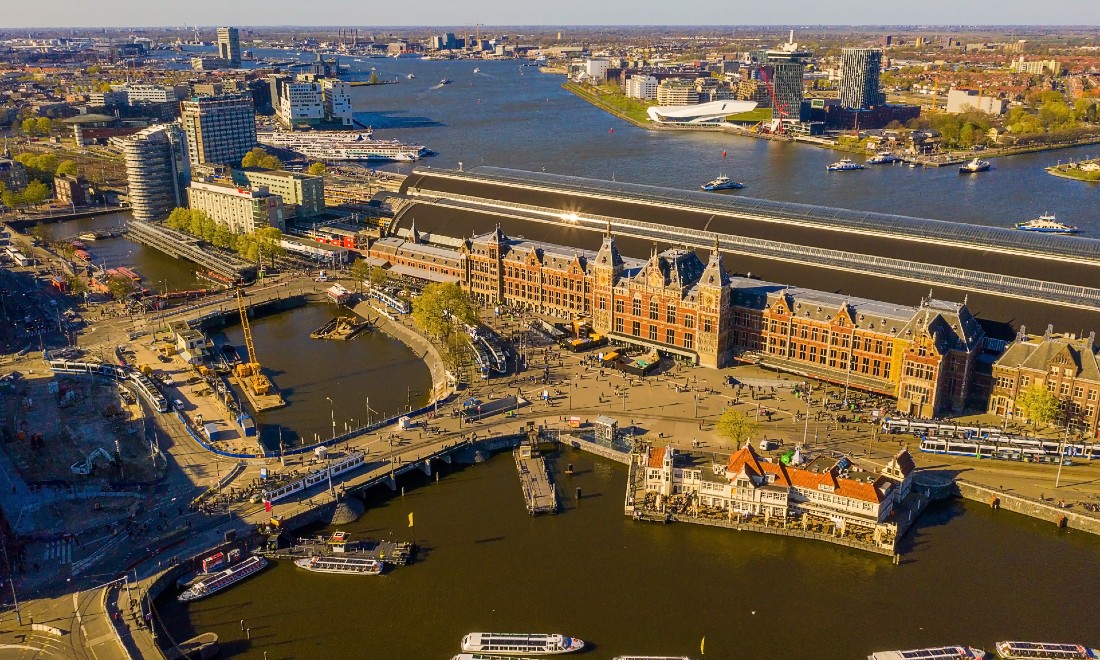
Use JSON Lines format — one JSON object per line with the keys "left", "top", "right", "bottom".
{"left": 5, "top": 0, "right": 1100, "bottom": 28}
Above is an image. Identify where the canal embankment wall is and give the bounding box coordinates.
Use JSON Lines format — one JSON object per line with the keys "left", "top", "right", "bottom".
{"left": 955, "top": 479, "right": 1100, "bottom": 535}
{"left": 354, "top": 301, "right": 450, "bottom": 403}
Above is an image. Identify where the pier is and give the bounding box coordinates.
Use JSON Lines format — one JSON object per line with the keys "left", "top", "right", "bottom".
{"left": 514, "top": 438, "right": 557, "bottom": 515}
{"left": 125, "top": 219, "right": 258, "bottom": 283}
{"left": 309, "top": 315, "right": 371, "bottom": 340}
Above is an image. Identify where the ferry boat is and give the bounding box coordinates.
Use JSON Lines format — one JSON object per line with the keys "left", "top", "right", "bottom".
{"left": 1014, "top": 213, "right": 1080, "bottom": 234}
{"left": 257, "top": 131, "right": 430, "bottom": 162}
{"left": 461, "top": 633, "right": 584, "bottom": 655}
{"left": 178, "top": 555, "right": 267, "bottom": 602}
{"left": 869, "top": 646, "right": 987, "bottom": 660}
{"left": 701, "top": 175, "right": 744, "bottom": 191}
{"left": 867, "top": 151, "right": 902, "bottom": 165}
{"left": 439, "top": 78, "right": 452, "bottom": 85}
{"left": 407, "top": 73, "right": 416, "bottom": 79}
{"left": 995, "top": 641, "right": 1099, "bottom": 659}
{"left": 473, "top": 67, "right": 481, "bottom": 74}
{"left": 959, "top": 157, "right": 991, "bottom": 173}
{"left": 78, "top": 232, "right": 98, "bottom": 241}
{"left": 826, "top": 158, "right": 865, "bottom": 171}
{"left": 294, "top": 555, "right": 383, "bottom": 575}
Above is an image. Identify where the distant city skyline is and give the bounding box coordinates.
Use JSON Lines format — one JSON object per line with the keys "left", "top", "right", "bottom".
{"left": 4, "top": 0, "right": 1100, "bottom": 29}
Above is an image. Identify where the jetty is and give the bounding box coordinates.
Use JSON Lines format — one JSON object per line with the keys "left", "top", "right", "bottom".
{"left": 515, "top": 439, "right": 557, "bottom": 515}
{"left": 260, "top": 531, "right": 416, "bottom": 565}
{"left": 310, "top": 315, "right": 371, "bottom": 340}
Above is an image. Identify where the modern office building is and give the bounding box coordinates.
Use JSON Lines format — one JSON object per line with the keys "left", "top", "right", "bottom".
{"left": 180, "top": 94, "right": 256, "bottom": 167}
{"left": 271, "top": 75, "right": 353, "bottom": 128}
{"left": 759, "top": 32, "right": 812, "bottom": 121}
{"left": 231, "top": 168, "right": 324, "bottom": 218}
{"left": 187, "top": 179, "right": 284, "bottom": 235}
{"left": 320, "top": 79, "right": 354, "bottom": 127}
{"left": 121, "top": 84, "right": 187, "bottom": 104}
{"left": 839, "top": 48, "right": 885, "bottom": 110}
{"left": 217, "top": 27, "right": 241, "bottom": 68}
{"left": 123, "top": 124, "right": 189, "bottom": 222}
{"left": 625, "top": 75, "right": 658, "bottom": 100}
{"left": 945, "top": 88, "right": 1005, "bottom": 115}
{"left": 655, "top": 79, "right": 700, "bottom": 106}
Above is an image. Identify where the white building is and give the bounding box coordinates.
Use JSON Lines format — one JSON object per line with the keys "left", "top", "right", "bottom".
{"left": 186, "top": 179, "right": 285, "bottom": 235}
{"left": 120, "top": 84, "right": 185, "bottom": 104}
{"left": 625, "top": 74, "right": 658, "bottom": 100}
{"left": 584, "top": 58, "right": 610, "bottom": 82}
{"left": 321, "top": 79, "right": 354, "bottom": 127}
{"left": 1008, "top": 56, "right": 1060, "bottom": 76}
{"left": 646, "top": 99, "right": 757, "bottom": 125}
{"left": 276, "top": 79, "right": 325, "bottom": 128}
{"left": 655, "top": 79, "right": 700, "bottom": 106}
{"left": 946, "top": 88, "right": 1004, "bottom": 115}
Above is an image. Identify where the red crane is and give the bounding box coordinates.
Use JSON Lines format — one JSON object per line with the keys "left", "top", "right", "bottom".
{"left": 757, "top": 66, "right": 789, "bottom": 134}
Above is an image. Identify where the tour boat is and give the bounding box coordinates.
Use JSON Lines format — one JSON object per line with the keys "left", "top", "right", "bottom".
{"left": 867, "top": 151, "right": 902, "bottom": 164}
{"left": 869, "top": 646, "right": 988, "bottom": 660}
{"left": 995, "top": 641, "right": 1099, "bottom": 659}
{"left": 78, "top": 232, "right": 98, "bottom": 241}
{"left": 178, "top": 556, "right": 267, "bottom": 602}
{"left": 826, "top": 158, "right": 865, "bottom": 171}
{"left": 294, "top": 554, "right": 383, "bottom": 575}
{"left": 701, "top": 175, "right": 744, "bottom": 191}
{"left": 959, "top": 158, "right": 991, "bottom": 173}
{"left": 439, "top": 78, "right": 452, "bottom": 85}
{"left": 461, "top": 633, "right": 585, "bottom": 655}
{"left": 1014, "top": 213, "right": 1080, "bottom": 234}
{"left": 473, "top": 67, "right": 481, "bottom": 74}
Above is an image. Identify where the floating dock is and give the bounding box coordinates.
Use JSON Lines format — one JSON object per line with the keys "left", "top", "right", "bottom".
{"left": 515, "top": 442, "right": 557, "bottom": 515}
{"left": 230, "top": 374, "right": 286, "bottom": 412}
{"left": 310, "top": 316, "right": 371, "bottom": 341}
{"left": 261, "top": 532, "right": 416, "bottom": 566}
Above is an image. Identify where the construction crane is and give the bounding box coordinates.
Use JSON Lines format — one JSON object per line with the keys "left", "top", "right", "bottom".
{"left": 758, "top": 66, "right": 789, "bottom": 134}
{"left": 234, "top": 289, "right": 273, "bottom": 396}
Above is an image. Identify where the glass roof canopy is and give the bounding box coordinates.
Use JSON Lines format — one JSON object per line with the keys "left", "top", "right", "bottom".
{"left": 460, "top": 166, "right": 1100, "bottom": 264}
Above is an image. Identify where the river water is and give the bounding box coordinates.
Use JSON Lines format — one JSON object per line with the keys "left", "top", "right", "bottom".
{"left": 46, "top": 57, "right": 1100, "bottom": 657}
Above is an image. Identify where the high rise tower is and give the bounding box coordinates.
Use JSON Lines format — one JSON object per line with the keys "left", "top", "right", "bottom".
{"left": 217, "top": 27, "right": 241, "bottom": 68}
{"left": 180, "top": 94, "right": 256, "bottom": 166}
{"left": 839, "top": 47, "right": 885, "bottom": 110}
{"left": 123, "top": 124, "right": 189, "bottom": 221}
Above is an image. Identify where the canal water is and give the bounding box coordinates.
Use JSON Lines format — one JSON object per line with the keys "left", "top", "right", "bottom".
{"left": 156, "top": 446, "right": 1100, "bottom": 659}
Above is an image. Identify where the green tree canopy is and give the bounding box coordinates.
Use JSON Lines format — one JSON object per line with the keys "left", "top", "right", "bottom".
{"left": 715, "top": 408, "right": 760, "bottom": 448}
{"left": 20, "top": 180, "right": 51, "bottom": 206}
{"left": 106, "top": 274, "right": 135, "bottom": 302}
{"left": 306, "top": 162, "right": 327, "bottom": 176}
{"left": 241, "top": 148, "right": 283, "bottom": 170}
{"left": 411, "top": 282, "right": 478, "bottom": 368}
{"left": 1015, "top": 383, "right": 1061, "bottom": 427}
{"left": 55, "top": 160, "right": 79, "bottom": 177}
{"left": 349, "top": 258, "right": 372, "bottom": 290}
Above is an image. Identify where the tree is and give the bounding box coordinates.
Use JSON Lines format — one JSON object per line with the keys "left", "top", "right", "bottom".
{"left": 715, "top": 408, "right": 759, "bottom": 448}
{"left": 306, "top": 162, "right": 327, "bottom": 176}
{"left": 65, "top": 274, "right": 89, "bottom": 297}
{"left": 349, "top": 258, "right": 372, "bottom": 291}
{"left": 412, "top": 281, "right": 477, "bottom": 346}
{"left": 1015, "top": 384, "right": 1061, "bottom": 428}
{"left": 166, "top": 207, "right": 192, "bottom": 231}
{"left": 369, "top": 265, "right": 389, "bottom": 290}
{"left": 106, "top": 274, "right": 135, "bottom": 302}
{"left": 212, "top": 223, "right": 233, "bottom": 249}
{"left": 21, "top": 180, "right": 51, "bottom": 206}
{"left": 56, "top": 160, "right": 79, "bottom": 177}
{"left": 241, "top": 148, "right": 283, "bottom": 170}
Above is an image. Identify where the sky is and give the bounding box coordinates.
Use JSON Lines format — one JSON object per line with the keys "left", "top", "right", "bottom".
{"left": 4, "top": 0, "right": 1100, "bottom": 28}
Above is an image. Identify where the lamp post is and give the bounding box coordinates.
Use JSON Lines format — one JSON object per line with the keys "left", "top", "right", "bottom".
{"left": 325, "top": 396, "right": 336, "bottom": 440}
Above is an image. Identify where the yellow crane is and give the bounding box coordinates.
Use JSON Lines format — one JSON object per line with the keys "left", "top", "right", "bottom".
{"left": 234, "top": 289, "right": 273, "bottom": 396}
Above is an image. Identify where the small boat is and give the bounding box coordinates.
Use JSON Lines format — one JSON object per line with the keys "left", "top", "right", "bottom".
{"left": 439, "top": 78, "right": 452, "bottom": 85}
{"left": 959, "top": 157, "right": 991, "bottom": 173}
{"left": 78, "top": 232, "right": 98, "bottom": 241}
{"left": 701, "top": 174, "right": 743, "bottom": 191}
{"left": 826, "top": 158, "right": 865, "bottom": 171}
{"left": 473, "top": 67, "right": 481, "bottom": 74}
{"left": 461, "top": 633, "right": 584, "bottom": 656}
{"left": 294, "top": 555, "right": 383, "bottom": 575}
{"left": 867, "top": 151, "right": 902, "bottom": 164}
{"left": 1014, "top": 213, "right": 1079, "bottom": 234}
{"left": 869, "top": 646, "right": 987, "bottom": 660}
{"left": 994, "top": 641, "right": 1099, "bottom": 659}
{"left": 407, "top": 73, "right": 416, "bottom": 79}
{"left": 178, "top": 556, "right": 266, "bottom": 602}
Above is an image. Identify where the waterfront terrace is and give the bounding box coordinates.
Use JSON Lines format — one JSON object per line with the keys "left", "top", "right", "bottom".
{"left": 397, "top": 167, "right": 1100, "bottom": 334}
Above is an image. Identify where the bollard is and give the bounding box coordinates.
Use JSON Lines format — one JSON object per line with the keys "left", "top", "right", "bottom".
{"left": 246, "top": 628, "right": 251, "bottom": 640}
{"left": 575, "top": 487, "right": 582, "bottom": 500}
{"left": 565, "top": 463, "right": 574, "bottom": 475}
{"left": 240, "top": 619, "right": 244, "bottom": 630}
{"left": 401, "top": 486, "right": 405, "bottom": 497}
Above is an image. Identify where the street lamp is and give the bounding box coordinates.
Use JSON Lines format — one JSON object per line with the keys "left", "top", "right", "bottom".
{"left": 325, "top": 396, "right": 336, "bottom": 440}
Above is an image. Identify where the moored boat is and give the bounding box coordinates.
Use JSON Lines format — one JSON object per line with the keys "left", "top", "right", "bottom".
{"left": 867, "top": 151, "right": 902, "bottom": 164}
{"left": 995, "top": 641, "right": 1099, "bottom": 659}
{"left": 78, "top": 232, "right": 98, "bottom": 241}
{"left": 461, "top": 633, "right": 584, "bottom": 655}
{"left": 1014, "top": 213, "right": 1079, "bottom": 234}
{"left": 294, "top": 554, "right": 383, "bottom": 575}
{"left": 612, "top": 657, "right": 694, "bottom": 660}
{"left": 959, "top": 157, "right": 991, "bottom": 173}
{"left": 826, "top": 158, "right": 865, "bottom": 171}
{"left": 178, "top": 555, "right": 267, "bottom": 602}
{"left": 439, "top": 78, "right": 452, "bottom": 85}
{"left": 869, "top": 645, "right": 987, "bottom": 660}
{"left": 701, "top": 175, "right": 743, "bottom": 191}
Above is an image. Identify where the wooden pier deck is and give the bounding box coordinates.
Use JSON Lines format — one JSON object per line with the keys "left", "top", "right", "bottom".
{"left": 515, "top": 443, "right": 557, "bottom": 515}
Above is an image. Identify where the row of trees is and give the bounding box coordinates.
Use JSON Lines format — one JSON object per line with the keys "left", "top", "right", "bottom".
{"left": 1, "top": 180, "right": 51, "bottom": 208}
{"left": 164, "top": 208, "right": 285, "bottom": 266}
{"left": 409, "top": 282, "right": 479, "bottom": 370}
{"left": 240, "top": 148, "right": 283, "bottom": 170}
{"left": 19, "top": 117, "right": 52, "bottom": 137}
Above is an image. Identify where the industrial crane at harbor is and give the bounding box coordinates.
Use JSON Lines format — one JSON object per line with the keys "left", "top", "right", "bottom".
{"left": 235, "top": 289, "right": 274, "bottom": 396}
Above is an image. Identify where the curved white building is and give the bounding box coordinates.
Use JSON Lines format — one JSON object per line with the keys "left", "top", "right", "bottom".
{"left": 646, "top": 100, "right": 759, "bottom": 125}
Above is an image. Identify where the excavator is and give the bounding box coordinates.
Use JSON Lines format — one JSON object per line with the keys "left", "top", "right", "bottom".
{"left": 234, "top": 289, "right": 274, "bottom": 396}
{"left": 71, "top": 447, "right": 114, "bottom": 476}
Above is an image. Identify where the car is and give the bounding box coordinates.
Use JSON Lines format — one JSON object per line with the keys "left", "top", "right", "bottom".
{"left": 156, "top": 354, "right": 171, "bottom": 363}
{"left": 173, "top": 399, "right": 185, "bottom": 410}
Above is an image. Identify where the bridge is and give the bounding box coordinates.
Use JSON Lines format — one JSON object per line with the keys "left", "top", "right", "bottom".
{"left": 125, "top": 219, "right": 258, "bottom": 283}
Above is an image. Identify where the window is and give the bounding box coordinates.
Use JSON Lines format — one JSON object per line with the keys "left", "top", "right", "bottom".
{"left": 649, "top": 324, "right": 658, "bottom": 341}
{"left": 1089, "top": 389, "right": 1098, "bottom": 402}
{"left": 666, "top": 328, "right": 675, "bottom": 344}
{"left": 599, "top": 296, "right": 607, "bottom": 310}
{"left": 1060, "top": 383, "right": 1070, "bottom": 396}
{"left": 632, "top": 321, "right": 640, "bottom": 337}
{"left": 885, "top": 343, "right": 893, "bottom": 357}
{"left": 632, "top": 298, "right": 641, "bottom": 316}
{"left": 615, "top": 299, "right": 624, "bottom": 314}
{"left": 1073, "top": 386, "right": 1084, "bottom": 399}
{"left": 884, "top": 362, "right": 891, "bottom": 378}
{"left": 615, "top": 317, "right": 624, "bottom": 333}
{"left": 683, "top": 333, "right": 694, "bottom": 349}
{"left": 666, "top": 304, "right": 676, "bottom": 323}
{"left": 703, "top": 318, "right": 712, "bottom": 333}
{"left": 685, "top": 315, "right": 695, "bottom": 329}
{"left": 649, "top": 300, "right": 659, "bottom": 320}
{"left": 1021, "top": 375, "right": 1031, "bottom": 387}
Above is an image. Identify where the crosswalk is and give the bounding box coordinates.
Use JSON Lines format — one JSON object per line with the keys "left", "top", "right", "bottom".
{"left": 42, "top": 537, "right": 74, "bottom": 564}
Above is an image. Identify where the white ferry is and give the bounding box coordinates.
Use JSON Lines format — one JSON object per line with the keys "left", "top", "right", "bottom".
{"left": 826, "top": 158, "right": 865, "bottom": 171}
{"left": 461, "top": 633, "right": 585, "bottom": 655}
{"left": 612, "top": 656, "right": 694, "bottom": 660}
{"left": 870, "top": 645, "right": 987, "bottom": 660}
{"left": 959, "top": 157, "right": 991, "bottom": 173}
{"left": 867, "top": 151, "right": 902, "bottom": 164}
{"left": 294, "top": 554, "right": 383, "bottom": 575}
{"left": 995, "top": 641, "right": 1099, "bottom": 659}
{"left": 1014, "top": 213, "right": 1080, "bottom": 234}
{"left": 178, "top": 555, "right": 267, "bottom": 602}
{"left": 257, "top": 131, "right": 430, "bottom": 162}
{"left": 452, "top": 655, "right": 540, "bottom": 660}
{"left": 701, "top": 175, "right": 744, "bottom": 191}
